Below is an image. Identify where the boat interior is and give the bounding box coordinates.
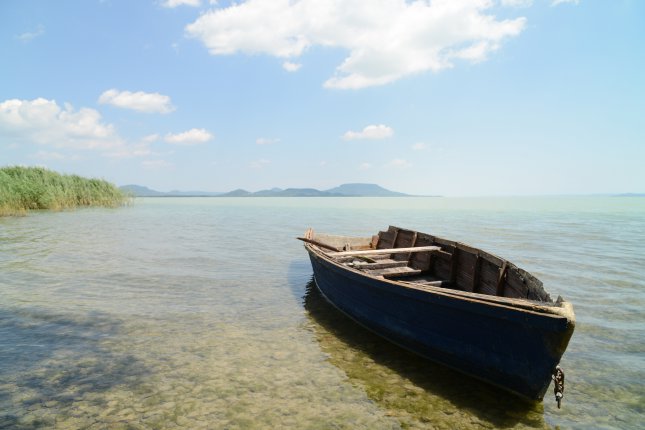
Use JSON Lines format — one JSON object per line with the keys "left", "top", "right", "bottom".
{"left": 303, "top": 226, "right": 553, "bottom": 303}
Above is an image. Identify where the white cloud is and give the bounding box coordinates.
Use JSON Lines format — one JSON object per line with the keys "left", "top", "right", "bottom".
{"left": 98, "top": 89, "right": 175, "bottom": 113}
{"left": 359, "top": 162, "right": 372, "bottom": 170}
{"left": 103, "top": 134, "right": 170, "bottom": 159}
{"left": 186, "top": 0, "right": 526, "bottom": 89}
{"left": 161, "top": 0, "right": 201, "bottom": 8}
{"left": 0, "top": 98, "right": 122, "bottom": 150}
{"left": 165, "top": 128, "right": 213, "bottom": 145}
{"left": 501, "top": 0, "right": 533, "bottom": 7}
{"left": 412, "top": 143, "right": 427, "bottom": 151}
{"left": 282, "top": 61, "right": 302, "bottom": 72}
{"left": 16, "top": 25, "right": 45, "bottom": 42}
{"left": 343, "top": 124, "right": 394, "bottom": 141}
{"left": 387, "top": 158, "right": 412, "bottom": 169}
{"left": 256, "top": 137, "right": 280, "bottom": 145}
{"left": 551, "top": 0, "right": 579, "bottom": 6}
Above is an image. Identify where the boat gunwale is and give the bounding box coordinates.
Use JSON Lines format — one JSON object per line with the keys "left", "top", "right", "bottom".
{"left": 304, "top": 239, "right": 575, "bottom": 322}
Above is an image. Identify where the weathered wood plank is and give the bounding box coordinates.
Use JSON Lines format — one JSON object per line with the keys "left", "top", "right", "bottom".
{"left": 370, "top": 235, "right": 379, "bottom": 248}
{"left": 431, "top": 236, "right": 455, "bottom": 248}
{"left": 496, "top": 261, "right": 508, "bottom": 297}
{"left": 405, "top": 279, "right": 455, "bottom": 288}
{"left": 382, "top": 268, "right": 423, "bottom": 278}
{"left": 402, "top": 282, "right": 565, "bottom": 314}
{"left": 328, "top": 246, "right": 440, "bottom": 257}
{"left": 362, "top": 265, "right": 421, "bottom": 277}
{"left": 350, "top": 260, "right": 408, "bottom": 270}
{"left": 394, "top": 230, "right": 418, "bottom": 261}
{"left": 434, "top": 249, "right": 452, "bottom": 259}
{"left": 410, "top": 233, "right": 434, "bottom": 270}
{"left": 456, "top": 242, "right": 481, "bottom": 256}
{"left": 391, "top": 229, "right": 400, "bottom": 249}
{"left": 450, "top": 248, "right": 460, "bottom": 284}
{"left": 377, "top": 230, "right": 396, "bottom": 249}
{"left": 472, "top": 254, "right": 482, "bottom": 293}
{"left": 434, "top": 253, "right": 452, "bottom": 279}
{"left": 457, "top": 251, "right": 476, "bottom": 292}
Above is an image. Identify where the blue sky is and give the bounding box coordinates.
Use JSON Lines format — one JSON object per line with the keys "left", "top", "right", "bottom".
{"left": 1, "top": 0, "right": 643, "bottom": 196}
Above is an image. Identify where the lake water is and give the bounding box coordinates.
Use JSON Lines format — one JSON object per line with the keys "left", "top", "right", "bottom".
{"left": 0, "top": 197, "right": 643, "bottom": 429}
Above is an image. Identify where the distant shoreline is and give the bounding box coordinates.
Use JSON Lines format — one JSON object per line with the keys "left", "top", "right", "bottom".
{"left": 613, "top": 193, "right": 645, "bottom": 197}
{"left": 120, "top": 185, "right": 642, "bottom": 199}
{"left": 129, "top": 194, "right": 443, "bottom": 198}
{"left": 119, "top": 183, "right": 438, "bottom": 198}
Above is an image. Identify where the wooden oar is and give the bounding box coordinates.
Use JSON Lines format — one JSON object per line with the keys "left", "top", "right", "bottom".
{"left": 297, "top": 236, "right": 343, "bottom": 252}
{"left": 327, "top": 246, "right": 440, "bottom": 257}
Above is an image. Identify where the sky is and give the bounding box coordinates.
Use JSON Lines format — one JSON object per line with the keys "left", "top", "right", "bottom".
{"left": 1, "top": 0, "right": 643, "bottom": 196}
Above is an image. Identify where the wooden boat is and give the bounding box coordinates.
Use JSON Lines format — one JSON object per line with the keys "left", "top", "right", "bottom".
{"left": 299, "top": 226, "right": 575, "bottom": 405}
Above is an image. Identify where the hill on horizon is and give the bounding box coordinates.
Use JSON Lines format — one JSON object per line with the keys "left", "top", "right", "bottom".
{"left": 120, "top": 185, "right": 223, "bottom": 197}
{"left": 325, "top": 183, "right": 408, "bottom": 197}
{"left": 120, "top": 183, "right": 413, "bottom": 197}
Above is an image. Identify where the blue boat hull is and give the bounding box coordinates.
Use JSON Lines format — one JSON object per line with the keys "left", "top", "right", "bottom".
{"left": 306, "top": 246, "right": 574, "bottom": 401}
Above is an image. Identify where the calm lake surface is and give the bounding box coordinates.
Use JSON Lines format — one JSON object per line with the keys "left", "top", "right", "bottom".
{"left": 1, "top": 197, "right": 643, "bottom": 429}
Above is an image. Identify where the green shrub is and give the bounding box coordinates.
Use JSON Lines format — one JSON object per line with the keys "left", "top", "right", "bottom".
{"left": 0, "top": 166, "right": 129, "bottom": 216}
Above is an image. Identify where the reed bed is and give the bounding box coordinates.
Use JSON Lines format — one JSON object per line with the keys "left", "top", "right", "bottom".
{"left": 0, "top": 166, "right": 130, "bottom": 216}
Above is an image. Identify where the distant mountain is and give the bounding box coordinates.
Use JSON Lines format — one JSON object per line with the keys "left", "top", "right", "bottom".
{"left": 219, "top": 187, "right": 338, "bottom": 197}
{"left": 613, "top": 193, "right": 645, "bottom": 197}
{"left": 219, "top": 184, "right": 407, "bottom": 197}
{"left": 250, "top": 188, "right": 284, "bottom": 197}
{"left": 122, "top": 183, "right": 415, "bottom": 197}
{"left": 166, "top": 190, "right": 223, "bottom": 197}
{"left": 276, "top": 188, "right": 339, "bottom": 197}
{"left": 120, "top": 185, "right": 223, "bottom": 197}
{"left": 120, "top": 184, "right": 165, "bottom": 197}
{"left": 325, "top": 183, "right": 408, "bottom": 197}
{"left": 219, "top": 189, "right": 252, "bottom": 197}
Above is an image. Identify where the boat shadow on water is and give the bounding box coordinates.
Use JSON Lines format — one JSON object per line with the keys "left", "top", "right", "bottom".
{"left": 301, "top": 278, "right": 549, "bottom": 429}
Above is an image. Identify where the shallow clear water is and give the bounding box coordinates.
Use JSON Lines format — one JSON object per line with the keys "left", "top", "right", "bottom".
{"left": 0, "top": 197, "right": 643, "bottom": 429}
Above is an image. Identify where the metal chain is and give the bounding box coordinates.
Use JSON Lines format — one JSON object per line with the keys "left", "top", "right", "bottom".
{"left": 552, "top": 365, "right": 565, "bottom": 409}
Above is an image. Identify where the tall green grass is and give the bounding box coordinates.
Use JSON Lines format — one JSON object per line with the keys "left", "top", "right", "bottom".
{"left": 0, "top": 166, "right": 130, "bottom": 216}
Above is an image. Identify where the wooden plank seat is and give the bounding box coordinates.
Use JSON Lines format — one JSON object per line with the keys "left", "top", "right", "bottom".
{"left": 363, "top": 266, "right": 423, "bottom": 278}
{"left": 409, "top": 279, "right": 456, "bottom": 288}
{"left": 347, "top": 259, "right": 408, "bottom": 270}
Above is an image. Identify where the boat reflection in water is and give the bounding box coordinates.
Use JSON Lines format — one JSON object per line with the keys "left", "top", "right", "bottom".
{"left": 303, "top": 280, "right": 549, "bottom": 429}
